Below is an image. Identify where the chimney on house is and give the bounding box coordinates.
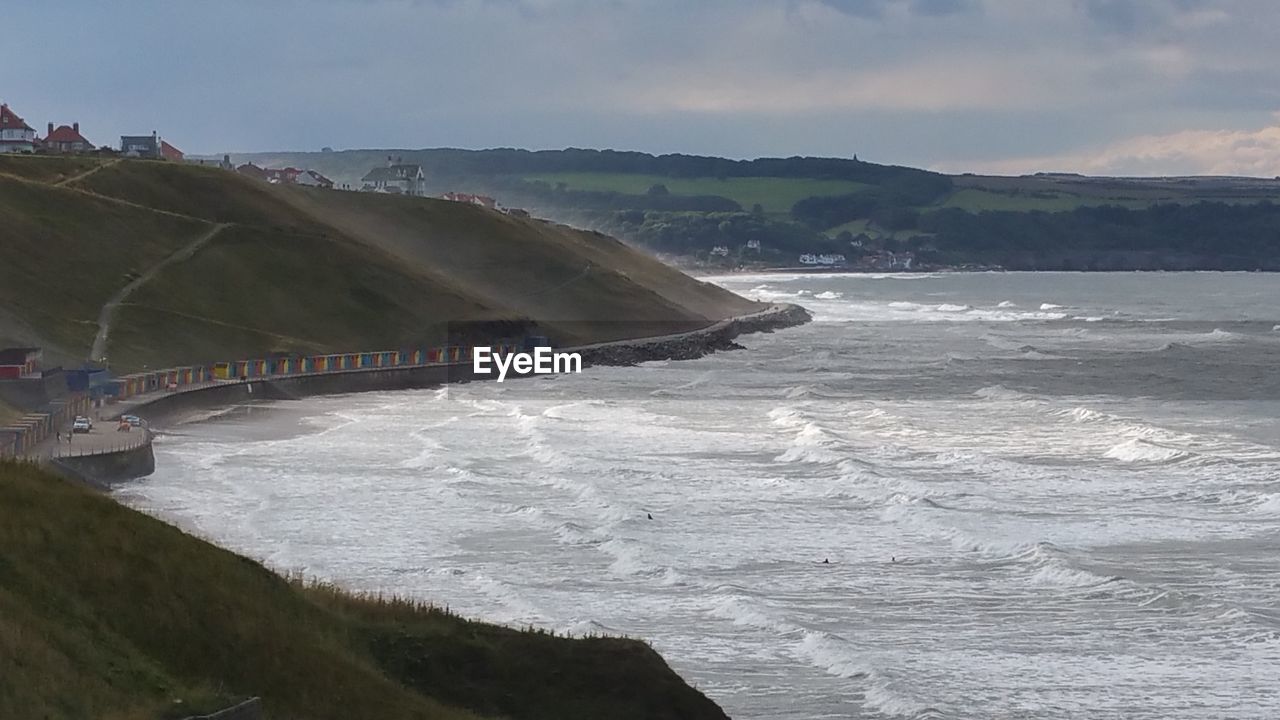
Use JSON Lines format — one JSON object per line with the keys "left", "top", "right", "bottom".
{"left": 48, "top": 122, "right": 54, "bottom": 137}
{"left": 73, "top": 122, "right": 79, "bottom": 134}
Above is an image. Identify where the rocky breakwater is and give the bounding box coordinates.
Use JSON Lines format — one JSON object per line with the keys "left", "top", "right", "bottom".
{"left": 578, "top": 303, "right": 811, "bottom": 366}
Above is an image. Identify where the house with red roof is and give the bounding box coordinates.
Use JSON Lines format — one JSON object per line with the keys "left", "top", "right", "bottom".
{"left": 0, "top": 103, "right": 37, "bottom": 154}
{"left": 160, "top": 140, "right": 183, "bottom": 162}
{"left": 43, "top": 122, "right": 93, "bottom": 153}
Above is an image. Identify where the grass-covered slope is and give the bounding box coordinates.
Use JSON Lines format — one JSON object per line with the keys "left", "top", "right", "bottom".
{"left": 0, "top": 175, "right": 210, "bottom": 362}
{"left": 277, "top": 188, "right": 757, "bottom": 342}
{"left": 0, "top": 461, "right": 730, "bottom": 720}
{"left": 0, "top": 157, "right": 760, "bottom": 371}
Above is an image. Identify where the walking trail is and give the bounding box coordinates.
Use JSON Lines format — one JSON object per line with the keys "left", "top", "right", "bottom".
{"left": 89, "top": 223, "right": 231, "bottom": 362}
{"left": 54, "top": 158, "right": 121, "bottom": 187}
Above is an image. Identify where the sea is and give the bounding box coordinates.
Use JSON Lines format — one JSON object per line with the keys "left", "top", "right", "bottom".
{"left": 115, "top": 272, "right": 1280, "bottom": 720}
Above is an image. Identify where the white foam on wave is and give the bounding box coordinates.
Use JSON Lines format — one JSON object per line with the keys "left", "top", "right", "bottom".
{"left": 936, "top": 303, "right": 971, "bottom": 312}
{"left": 794, "top": 633, "right": 941, "bottom": 718}
{"left": 1104, "top": 438, "right": 1194, "bottom": 464}
{"left": 1040, "top": 303, "right": 1064, "bottom": 310}
{"left": 770, "top": 408, "right": 846, "bottom": 464}
{"left": 814, "top": 290, "right": 843, "bottom": 299}
{"left": 709, "top": 594, "right": 794, "bottom": 633}
{"left": 997, "top": 300, "right": 1017, "bottom": 308}
{"left": 783, "top": 384, "right": 816, "bottom": 399}
{"left": 1252, "top": 493, "right": 1280, "bottom": 515}
{"left": 1023, "top": 546, "right": 1118, "bottom": 589}
{"left": 973, "top": 384, "right": 1042, "bottom": 404}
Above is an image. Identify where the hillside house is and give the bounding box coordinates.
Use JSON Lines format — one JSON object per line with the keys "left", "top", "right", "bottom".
{"left": 236, "top": 162, "right": 268, "bottom": 180}
{"left": 160, "top": 140, "right": 183, "bottom": 162}
{"left": 43, "top": 122, "right": 93, "bottom": 153}
{"left": 295, "top": 169, "right": 334, "bottom": 188}
{"left": 121, "top": 132, "right": 159, "bottom": 157}
{"left": 362, "top": 157, "right": 425, "bottom": 196}
{"left": 0, "top": 103, "right": 37, "bottom": 154}
{"left": 441, "top": 191, "right": 498, "bottom": 209}
{"left": 0, "top": 348, "right": 41, "bottom": 380}
{"left": 799, "top": 253, "right": 847, "bottom": 266}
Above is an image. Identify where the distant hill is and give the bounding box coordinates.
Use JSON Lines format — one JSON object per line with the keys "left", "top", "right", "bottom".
{"left": 225, "top": 148, "right": 1280, "bottom": 270}
{"left": 0, "top": 460, "right": 730, "bottom": 720}
{"left": 0, "top": 155, "right": 760, "bottom": 372}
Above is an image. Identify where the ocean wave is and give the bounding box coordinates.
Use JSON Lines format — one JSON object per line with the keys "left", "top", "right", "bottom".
{"left": 770, "top": 408, "right": 846, "bottom": 464}
{"left": 1022, "top": 545, "right": 1120, "bottom": 589}
{"left": 973, "top": 384, "right": 1043, "bottom": 404}
{"left": 997, "top": 300, "right": 1017, "bottom": 308}
{"left": 709, "top": 594, "right": 794, "bottom": 633}
{"left": 1104, "top": 438, "right": 1195, "bottom": 464}
{"left": 814, "top": 290, "right": 844, "bottom": 299}
{"left": 559, "top": 619, "right": 619, "bottom": 637}
{"left": 794, "top": 632, "right": 946, "bottom": 718}
{"left": 1039, "top": 303, "right": 1065, "bottom": 310}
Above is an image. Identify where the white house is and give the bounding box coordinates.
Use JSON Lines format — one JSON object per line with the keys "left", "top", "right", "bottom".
{"left": 361, "top": 157, "right": 425, "bottom": 196}
{"left": 799, "top": 253, "right": 847, "bottom": 266}
{"left": 0, "top": 103, "right": 37, "bottom": 154}
{"left": 294, "top": 169, "right": 335, "bottom": 188}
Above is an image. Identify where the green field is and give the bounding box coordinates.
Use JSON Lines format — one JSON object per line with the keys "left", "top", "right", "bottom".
{"left": 823, "top": 218, "right": 883, "bottom": 238}
{"left": 939, "top": 187, "right": 1151, "bottom": 212}
{"left": 525, "top": 172, "right": 870, "bottom": 213}
{"left": 0, "top": 460, "right": 728, "bottom": 720}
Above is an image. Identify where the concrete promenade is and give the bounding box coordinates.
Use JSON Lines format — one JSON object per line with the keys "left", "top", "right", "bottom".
{"left": 47, "top": 423, "right": 150, "bottom": 460}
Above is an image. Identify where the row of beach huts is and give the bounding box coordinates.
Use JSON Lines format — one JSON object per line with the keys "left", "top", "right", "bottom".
{"left": 0, "top": 344, "right": 520, "bottom": 458}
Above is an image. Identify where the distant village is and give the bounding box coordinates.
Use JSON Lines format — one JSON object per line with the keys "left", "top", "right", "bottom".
{"left": 0, "top": 100, "right": 528, "bottom": 216}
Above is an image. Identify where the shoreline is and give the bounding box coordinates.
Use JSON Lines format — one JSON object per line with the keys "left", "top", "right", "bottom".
{"left": 97, "top": 302, "right": 810, "bottom": 474}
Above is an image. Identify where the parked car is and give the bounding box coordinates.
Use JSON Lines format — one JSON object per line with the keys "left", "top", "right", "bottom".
{"left": 72, "top": 417, "right": 92, "bottom": 434}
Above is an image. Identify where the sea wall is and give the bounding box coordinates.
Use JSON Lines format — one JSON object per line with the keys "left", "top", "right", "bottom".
{"left": 579, "top": 302, "right": 811, "bottom": 366}
{"left": 49, "top": 439, "right": 155, "bottom": 489}
{"left": 130, "top": 303, "right": 811, "bottom": 425}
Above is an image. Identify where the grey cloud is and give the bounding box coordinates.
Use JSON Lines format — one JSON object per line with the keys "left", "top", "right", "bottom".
{"left": 1078, "top": 0, "right": 1217, "bottom": 35}
{"left": 815, "top": 0, "right": 975, "bottom": 17}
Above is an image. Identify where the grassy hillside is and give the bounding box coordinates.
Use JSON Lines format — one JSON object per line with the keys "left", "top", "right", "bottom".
{"left": 0, "top": 154, "right": 106, "bottom": 184}
{"left": 277, "top": 187, "right": 756, "bottom": 342}
{"left": 224, "top": 149, "right": 1280, "bottom": 267}
{"left": 0, "top": 157, "right": 759, "bottom": 372}
{"left": 0, "top": 460, "right": 729, "bottom": 720}
{"left": 0, "top": 175, "right": 211, "bottom": 364}
{"left": 526, "top": 172, "right": 870, "bottom": 214}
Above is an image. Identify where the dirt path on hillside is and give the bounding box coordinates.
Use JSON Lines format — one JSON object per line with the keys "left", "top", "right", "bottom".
{"left": 89, "top": 223, "right": 231, "bottom": 362}
{"left": 55, "top": 158, "right": 121, "bottom": 187}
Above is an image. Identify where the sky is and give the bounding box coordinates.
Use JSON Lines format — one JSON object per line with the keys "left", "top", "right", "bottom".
{"left": 4, "top": 0, "right": 1280, "bottom": 176}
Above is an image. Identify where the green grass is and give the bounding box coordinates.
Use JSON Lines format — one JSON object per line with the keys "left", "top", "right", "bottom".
{"left": 0, "top": 176, "right": 211, "bottom": 364}
{"left": 109, "top": 225, "right": 494, "bottom": 371}
{"left": 0, "top": 157, "right": 759, "bottom": 374}
{"left": 73, "top": 159, "right": 324, "bottom": 229}
{"left": 823, "top": 218, "right": 883, "bottom": 238}
{"left": 526, "top": 172, "right": 870, "bottom": 213}
{"left": 938, "top": 187, "right": 1148, "bottom": 212}
{"left": 0, "top": 154, "right": 106, "bottom": 184}
{"left": 0, "top": 460, "right": 728, "bottom": 720}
